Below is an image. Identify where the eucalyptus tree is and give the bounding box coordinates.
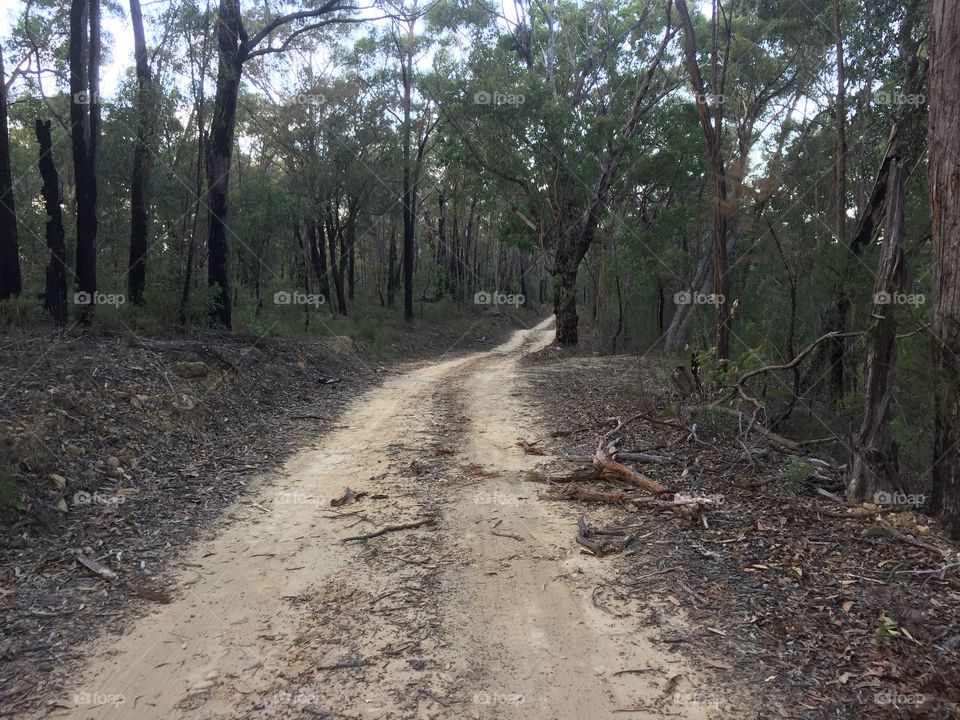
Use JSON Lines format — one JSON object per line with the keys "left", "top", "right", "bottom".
{"left": 204, "top": 0, "right": 368, "bottom": 328}
{"left": 436, "top": 0, "right": 678, "bottom": 345}
{"left": 929, "top": 0, "right": 960, "bottom": 538}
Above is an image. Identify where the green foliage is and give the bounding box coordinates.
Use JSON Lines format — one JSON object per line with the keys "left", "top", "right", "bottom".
{"left": 779, "top": 459, "right": 816, "bottom": 489}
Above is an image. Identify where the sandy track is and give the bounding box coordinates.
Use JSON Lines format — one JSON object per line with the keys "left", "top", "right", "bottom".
{"left": 44, "top": 319, "right": 722, "bottom": 720}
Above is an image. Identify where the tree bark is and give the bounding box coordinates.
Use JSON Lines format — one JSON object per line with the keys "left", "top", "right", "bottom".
{"left": 398, "top": 23, "right": 415, "bottom": 322}
{"left": 70, "top": 0, "right": 100, "bottom": 323}
{"left": 127, "top": 0, "right": 153, "bottom": 306}
{"left": 387, "top": 222, "right": 397, "bottom": 309}
{"left": 325, "top": 207, "right": 347, "bottom": 315}
{"left": 676, "top": 0, "right": 731, "bottom": 359}
{"left": 36, "top": 119, "right": 67, "bottom": 324}
{"left": 205, "top": 0, "right": 244, "bottom": 328}
{"left": 828, "top": 0, "right": 848, "bottom": 401}
{"left": 307, "top": 220, "right": 331, "bottom": 306}
{"left": 0, "top": 46, "right": 21, "bottom": 300}
{"left": 929, "top": 0, "right": 960, "bottom": 538}
{"left": 847, "top": 129, "right": 909, "bottom": 502}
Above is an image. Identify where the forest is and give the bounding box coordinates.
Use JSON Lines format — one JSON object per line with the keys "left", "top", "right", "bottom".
{"left": 1, "top": 0, "right": 960, "bottom": 717}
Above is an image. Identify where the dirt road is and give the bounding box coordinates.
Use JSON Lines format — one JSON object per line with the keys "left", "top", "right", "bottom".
{"left": 49, "top": 319, "right": 724, "bottom": 720}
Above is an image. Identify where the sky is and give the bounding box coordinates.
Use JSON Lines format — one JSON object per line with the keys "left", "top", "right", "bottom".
{"left": 1, "top": 0, "right": 155, "bottom": 99}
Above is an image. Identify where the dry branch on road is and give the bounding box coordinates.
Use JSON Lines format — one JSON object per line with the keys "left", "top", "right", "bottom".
{"left": 340, "top": 517, "right": 436, "bottom": 543}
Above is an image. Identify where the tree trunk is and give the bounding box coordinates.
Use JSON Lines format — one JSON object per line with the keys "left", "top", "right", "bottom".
{"left": 387, "top": 223, "right": 397, "bottom": 309}
{"left": 553, "top": 244, "right": 579, "bottom": 345}
{"left": 308, "top": 221, "right": 331, "bottom": 305}
{"left": 0, "top": 46, "right": 21, "bottom": 300}
{"left": 930, "top": 0, "right": 960, "bottom": 538}
{"left": 70, "top": 0, "right": 100, "bottom": 323}
{"left": 828, "top": 0, "right": 848, "bottom": 401}
{"left": 848, "top": 130, "right": 908, "bottom": 502}
{"left": 205, "top": 0, "right": 244, "bottom": 329}
{"left": 436, "top": 190, "right": 446, "bottom": 300}
{"left": 326, "top": 209, "right": 347, "bottom": 316}
{"left": 676, "top": 0, "right": 731, "bottom": 359}
{"left": 36, "top": 119, "right": 67, "bottom": 324}
{"left": 126, "top": 0, "right": 153, "bottom": 306}
{"left": 400, "top": 27, "right": 415, "bottom": 322}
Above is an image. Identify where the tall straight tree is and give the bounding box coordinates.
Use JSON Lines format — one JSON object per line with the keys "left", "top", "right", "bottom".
{"left": 929, "top": 0, "right": 960, "bottom": 539}
{"left": 0, "top": 45, "right": 21, "bottom": 300}
{"left": 36, "top": 119, "right": 67, "bottom": 324}
{"left": 675, "top": 0, "right": 732, "bottom": 359}
{"left": 69, "top": 0, "right": 100, "bottom": 322}
{"left": 127, "top": 0, "right": 156, "bottom": 306}
{"left": 205, "top": 0, "right": 356, "bottom": 328}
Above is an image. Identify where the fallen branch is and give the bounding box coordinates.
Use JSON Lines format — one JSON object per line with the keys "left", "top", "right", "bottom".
{"left": 515, "top": 439, "right": 545, "bottom": 455}
{"left": 877, "top": 518, "right": 953, "bottom": 560}
{"left": 593, "top": 439, "right": 673, "bottom": 496}
{"left": 74, "top": 551, "right": 118, "bottom": 583}
{"left": 340, "top": 518, "right": 435, "bottom": 543}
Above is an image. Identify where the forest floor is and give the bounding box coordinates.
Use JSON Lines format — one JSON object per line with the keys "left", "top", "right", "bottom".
{"left": 3, "top": 317, "right": 959, "bottom": 719}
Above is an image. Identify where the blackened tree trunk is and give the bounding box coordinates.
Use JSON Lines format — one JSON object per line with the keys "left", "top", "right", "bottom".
{"left": 553, "top": 244, "right": 580, "bottom": 345}
{"left": 204, "top": 0, "right": 353, "bottom": 328}
{"left": 325, "top": 208, "right": 347, "bottom": 315}
{"left": 930, "top": 0, "right": 960, "bottom": 539}
{"left": 127, "top": 0, "right": 154, "bottom": 306}
{"left": 308, "top": 221, "right": 331, "bottom": 305}
{"left": 69, "top": 0, "right": 100, "bottom": 323}
{"left": 36, "top": 120, "right": 67, "bottom": 324}
{"left": 205, "top": 0, "right": 243, "bottom": 328}
{"left": 346, "top": 194, "right": 358, "bottom": 301}
{"left": 0, "top": 46, "right": 21, "bottom": 300}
